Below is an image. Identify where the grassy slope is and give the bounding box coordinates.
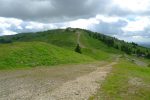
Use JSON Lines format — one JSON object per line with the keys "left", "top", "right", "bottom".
{"left": 0, "top": 42, "right": 94, "bottom": 69}
{"left": 2, "top": 29, "right": 77, "bottom": 50}
{"left": 0, "top": 29, "right": 121, "bottom": 69}
{"left": 80, "top": 30, "right": 122, "bottom": 60}
{"left": 90, "top": 58, "right": 150, "bottom": 100}
{"left": 0, "top": 29, "right": 121, "bottom": 61}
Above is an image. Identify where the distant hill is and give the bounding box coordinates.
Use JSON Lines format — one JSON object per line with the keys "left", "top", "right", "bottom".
{"left": 0, "top": 28, "right": 149, "bottom": 69}
{"left": 0, "top": 28, "right": 122, "bottom": 60}
{"left": 138, "top": 43, "right": 150, "bottom": 48}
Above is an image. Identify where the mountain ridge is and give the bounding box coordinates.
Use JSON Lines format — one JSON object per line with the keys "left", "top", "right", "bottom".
{"left": 0, "top": 28, "right": 149, "bottom": 69}
{"left": 0, "top": 28, "right": 149, "bottom": 58}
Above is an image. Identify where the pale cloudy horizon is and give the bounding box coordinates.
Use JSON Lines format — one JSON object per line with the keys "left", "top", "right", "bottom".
{"left": 0, "top": 0, "right": 150, "bottom": 43}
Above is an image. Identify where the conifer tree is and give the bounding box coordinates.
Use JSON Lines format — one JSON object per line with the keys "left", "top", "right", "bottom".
{"left": 75, "top": 44, "right": 82, "bottom": 53}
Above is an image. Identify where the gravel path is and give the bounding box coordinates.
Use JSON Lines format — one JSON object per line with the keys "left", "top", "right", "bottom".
{"left": 0, "top": 62, "right": 108, "bottom": 100}
{"left": 0, "top": 62, "right": 116, "bottom": 100}
{"left": 77, "top": 32, "right": 85, "bottom": 48}
{"left": 34, "top": 62, "right": 117, "bottom": 100}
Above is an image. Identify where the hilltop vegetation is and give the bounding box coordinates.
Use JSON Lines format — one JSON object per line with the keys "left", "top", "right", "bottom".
{"left": 85, "top": 30, "right": 150, "bottom": 59}
{"left": 0, "top": 28, "right": 149, "bottom": 69}
{"left": 0, "top": 28, "right": 149, "bottom": 59}
{"left": 0, "top": 29, "right": 77, "bottom": 50}
{"left": 0, "top": 28, "right": 121, "bottom": 61}
{"left": 0, "top": 42, "right": 93, "bottom": 69}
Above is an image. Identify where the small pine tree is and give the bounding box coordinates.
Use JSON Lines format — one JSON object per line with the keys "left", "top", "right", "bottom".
{"left": 75, "top": 44, "right": 82, "bottom": 53}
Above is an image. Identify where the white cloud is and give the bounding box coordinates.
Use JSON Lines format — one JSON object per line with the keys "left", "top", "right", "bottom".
{"left": 123, "top": 16, "right": 150, "bottom": 32}
{"left": 67, "top": 18, "right": 99, "bottom": 29}
{"left": 62, "top": 15, "right": 122, "bottom": 29}
{"left": 1, "top": 30, "right": 17, "bottom": 35}
{"left": 113, "top": 0, "right": 150, "bottom": 12}
{"left": 117, "top": 35, "right": 150, "bottom": 43}
{"left": 0, "top": 17, "right": 58, "bottom": 36}
{"left": 96, "top": 15, "right": 120, "bottom": 23}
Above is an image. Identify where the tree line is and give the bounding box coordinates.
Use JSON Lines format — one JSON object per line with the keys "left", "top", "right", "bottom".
{"left": 86, "top": 30, "right": 150, "bottom": 59}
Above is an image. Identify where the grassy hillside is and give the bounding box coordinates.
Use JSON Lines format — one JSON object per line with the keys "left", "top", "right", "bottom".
{"left": 0, "top": 42, "right": 94, "bottom": 69}
{"left": 0, "top": 28, "right": 122, "bottom": 61}
{"left": 79, "top": 30, "right": 122, "bottom": 60}
{"left": 0, "top": 28, "right": 121, "bottom": 69}
{"left": 0, "top": 29, "right": 77, "bottom": 50}
{"left": 0, "top": 28, "right": 149, "bottom": 69}
{"left": 86, "top": 30, "right": 150, "bottom": 59}
{"left": 90, "top": 58, "right": 150, "bottom": 100}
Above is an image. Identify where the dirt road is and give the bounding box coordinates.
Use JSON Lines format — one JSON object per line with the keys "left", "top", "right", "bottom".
{"left": 36, "top": 62, "right": 116, "bottom": 100}
{"left": 0, "top": 62, "right": 116, "bottom": 100}
{"left": 77, "top": 32, "right": 85, "bottom": 48}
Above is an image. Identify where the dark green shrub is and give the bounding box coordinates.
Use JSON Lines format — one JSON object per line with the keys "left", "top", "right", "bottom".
{"left": 75, "top": 44, "right": 82, "bottom": 54}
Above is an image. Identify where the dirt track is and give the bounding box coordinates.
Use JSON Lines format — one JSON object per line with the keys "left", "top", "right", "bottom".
{"left": 0, "top": 62, "right": 116, "bottom": 100}
{"left": 37, "top": 62, "right": 116, "bottom": 100}
{"left": 0, "top": 62, "right": 99, "bottom": 100}
{"left": 77, "top": 32, "right": 85, "bottom": 48}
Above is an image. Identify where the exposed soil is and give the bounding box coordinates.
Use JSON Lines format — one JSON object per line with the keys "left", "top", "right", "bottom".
{"left": 35, "top": 62, "right": 116, "bottom": 100}
{"left": 77, "top": 32, "right": 85, "bottom": 48}
{"left": 133, "top": 59, "right": 148, "bottom": 67}
{"left": 0, "top": 61, "right": 115, "bottom": 100}
{"left": 124, "top": 54, "right": 148, "bottom": 67}
{"left": 128, "top": 77, "right": 150, "bottom": 95}
{"left": 129, "top": 77, "right": 150, "bottom": 87}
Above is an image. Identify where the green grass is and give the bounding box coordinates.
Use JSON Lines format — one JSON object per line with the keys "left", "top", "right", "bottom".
{"left": 0, "top": 29, "right": 121, "bottom": 61}
{"left": 2, "top": 29, "right": 78, "bottom": 50}
{"left": 90, "top": 58, "right": 150, "bottom": 100}
{"left": 0, "top": 28, "right": 120, "bottom": 69}
{"left": 0, "top": 42, "right": 94, "bottom": 69}
{"left": 80, "top": 31, "right": 119, "bottom": 53}
{"left": 82, "top": 48, "right": 111, "bottom": 60}
{"left": 80, "top": 31, "right": 122, "bottom": 60}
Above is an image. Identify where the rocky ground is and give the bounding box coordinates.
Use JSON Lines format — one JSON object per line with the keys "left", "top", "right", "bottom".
{"left": 0, "top": 61, "right": 116, "bottom": 100}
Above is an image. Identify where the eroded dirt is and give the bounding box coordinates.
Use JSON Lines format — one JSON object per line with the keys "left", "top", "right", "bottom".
{"left": 0, "top": 62, "right": 114, "bottom": 100}
{"left": 35, "top": 62, "right": 116, "bottom": 100}
{"left": 77, "top": 32, "right": 85, "bottom": 48}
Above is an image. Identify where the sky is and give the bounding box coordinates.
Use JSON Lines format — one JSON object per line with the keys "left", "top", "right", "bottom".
{"left": 0, "top": 0, "right": 150, "bottom": 43}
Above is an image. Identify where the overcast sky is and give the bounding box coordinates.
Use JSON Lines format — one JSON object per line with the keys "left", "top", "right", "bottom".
{"left": 0, "top": 0, "right": 150, "bottom": 43}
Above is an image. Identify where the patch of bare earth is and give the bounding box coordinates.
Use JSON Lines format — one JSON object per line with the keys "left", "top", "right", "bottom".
{"left": 34, "top": 62, "right": 116, "bottom": 100}
{"left": 0, "top": 61, "right": 114, "bottom": 100}
{"left": 129, "top": 77, "right": 144, "bottom": 86}
{"left": 77, "top": 32, "right": 85, "bottom": 48}
{"left": 128, "top": 77, "right": 150, "bottom": 94}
